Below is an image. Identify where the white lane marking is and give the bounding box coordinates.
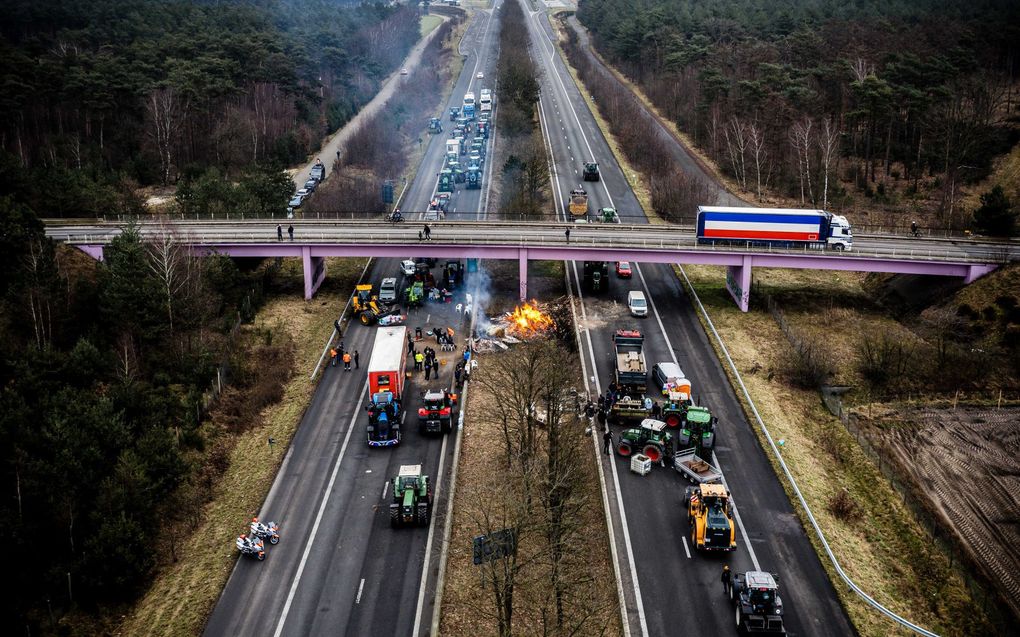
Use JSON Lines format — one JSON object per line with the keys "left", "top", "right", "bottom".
{"left": 635, "top": 264, "right": 762, "bottom": 570}
{"left": 531, "top": 10, "right": 643, "bottom": 636}
{"left": 714, "top": 451, "right": 761, "bottom": 571}
{"left": 382, "top": 481, "right": 389, "bottom": 500}
{"left": 682, "top": 536, "right": 692, "bottom": 559}
{"left": 274, "top": 380, "right": 368, "bottom": 636}
{"left": 356, "top": 578, "right": 366, "bottom": 604}
{"left": 411, "top": 430, "right": 451, "bottom": 636}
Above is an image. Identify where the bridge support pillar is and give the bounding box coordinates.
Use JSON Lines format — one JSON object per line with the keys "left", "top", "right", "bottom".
{"left": 964, "top": 263, "right": 997, "bottom": 284}
{"left": 302, "top": 247, "right": 326, "bottom": 300}
{"left": 725, "top": 255, "right": 752, "bottom": 312}
{"left": 519, "top": 248, "right": 528, "bottom": 301}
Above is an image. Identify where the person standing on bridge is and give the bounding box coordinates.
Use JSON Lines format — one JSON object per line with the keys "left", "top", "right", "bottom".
{"left": 423, "top": 223, "right": 432, "bottom": 240}
{"left": 288, "top": 225, "right": 294, "bottom": 241}
{"left": 277, "top": 224, "right": 283, "bottom": 241}
{"left": 564, "top": 227, "right": 570, "bottom": 243}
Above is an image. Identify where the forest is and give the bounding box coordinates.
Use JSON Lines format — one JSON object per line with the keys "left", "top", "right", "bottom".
{"left": 0, "top": 0, "right": 419, "bottom": 217}
{"left": 0, "top": 0, "right": 421, "bottom": 631}
{"left": 577, "top": 0, "right": 1020, "bottom": 232}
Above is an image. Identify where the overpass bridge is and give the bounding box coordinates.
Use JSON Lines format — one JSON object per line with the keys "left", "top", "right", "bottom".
{"left": 46, "top": 218, "right": 1015, "bottom": 311}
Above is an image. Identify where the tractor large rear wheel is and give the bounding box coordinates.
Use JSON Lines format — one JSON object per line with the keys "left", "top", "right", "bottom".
{"left": 360, "top": 313, "right": 372, "bottom": 325}
{"left": 616, "top": 441, "right": 633, "bottom": 457}
{"left": 643, "top": 444, "right": 663, "bottom": 463}
{"left": 390, "top": 506, "right": 400, "bottom": 529}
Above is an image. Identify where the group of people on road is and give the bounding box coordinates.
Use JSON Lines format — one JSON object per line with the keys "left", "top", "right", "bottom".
{"left": 413, "top": 346, "right": 442, "bottom": 380}
{"left": 277, "top": 224, "right": 294, "bottom": 241}
{"left": 418, "top": 224, "right": 432, "bottom": 241}
{"left": 330, "top": 341, "right": 359, "bottom": 371}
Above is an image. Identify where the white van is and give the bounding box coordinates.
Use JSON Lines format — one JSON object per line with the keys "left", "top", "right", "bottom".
{"left": 627, "top": 290, "right": 647, "bottom": 317}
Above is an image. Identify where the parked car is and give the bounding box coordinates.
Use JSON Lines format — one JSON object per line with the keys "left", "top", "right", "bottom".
{"left": 401, "top": 260, "right": 417, "bottom": 277}
{"left": 304, "top": 179, "right": 318, "bottom": 192}
{"left": 288, "top": 195, "right": 304, "bottom": 208}
{"left": 296, "top": 188, "right": 310, "bottom": 198}
{"left": 379, "top": 277, "right": 398, "bottom": 303}
{"left": 476, "top": 72, "right": 484, "bottom": 79}
{"left": 616, "top": 262, "right": 632, "bottom": 278}
{"left": 400, "top": 68, "right": 408, "bottom": 75}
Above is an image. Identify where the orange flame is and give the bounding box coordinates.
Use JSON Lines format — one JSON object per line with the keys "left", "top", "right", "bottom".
{"left": 508, "top": 300, "right": 554, "bottom": 337}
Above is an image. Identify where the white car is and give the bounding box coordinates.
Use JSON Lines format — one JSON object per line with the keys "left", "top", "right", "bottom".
{"left": 296, "top": 188, "right": 310, "bottom": 198}
{"left": 401, "top": 260, "right": 417, "bottom": 276}
{"left": 400, "top": 68, "right": 408, "bottom": 75}
{"left": 476, "top": 72, "right": 484, "bottom": 79}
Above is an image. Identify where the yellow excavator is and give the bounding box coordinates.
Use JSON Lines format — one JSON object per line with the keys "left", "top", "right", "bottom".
{"left": 352, "top": 284, "right": 385, "bottom": 325}
{"left": 686, "top": 483, "right": 736, "bottom": 552}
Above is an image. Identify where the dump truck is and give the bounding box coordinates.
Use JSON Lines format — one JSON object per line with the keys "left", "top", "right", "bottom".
{"left": 697, "top": 206, "right": 852, "bottom": 251}
{"left": 613, "top": 329, "right": 646, "bottom": 393}
{"left": 568, "top": 187, "right": 589, "bottom": 217}
{"left": 418, "top": 389, "right": 457, "bottom": 434}
{"left": 583, "top": 261, "right": 609, "bottom": 294}
{"left": 686, "top": 482, "right": 736, "bottom": 552}
{"left": 728, "top": 571, "right": 786, "bottom": 634}
{"left": 390, "top": 465, "right": 432, "bottom": 528}
{"left": 676, "top": 405, "right": 717, "bottom": 455}
{"left": 583, "top": 162, "right": 600, "bottom": 181}
{"left": 614, "top": 418, "right": 673, "bottom": 463}
{"left": 428, "top": 117, "right": 443, "bottom": 134}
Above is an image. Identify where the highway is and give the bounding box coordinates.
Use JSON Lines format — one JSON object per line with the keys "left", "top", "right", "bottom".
{"left": 203, "top": 6, "right": 500, "bottom": 636}
{"left": 525, "top": 0, "right": 857, "bottom": 635}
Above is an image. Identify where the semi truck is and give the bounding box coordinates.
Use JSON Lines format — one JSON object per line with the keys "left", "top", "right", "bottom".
{"left": 696, "top": 206, "right": 853, "bottom": 251}
{"left": 366, "top": 326, "right": 408, "bottom": 447}
{"left": 613, "top": 329, "right": 646, "bottom": 393}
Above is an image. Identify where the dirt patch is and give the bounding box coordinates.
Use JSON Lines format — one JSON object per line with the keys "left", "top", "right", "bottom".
{"left": 866, "top": 406, "right": 1020, "bottom": 620}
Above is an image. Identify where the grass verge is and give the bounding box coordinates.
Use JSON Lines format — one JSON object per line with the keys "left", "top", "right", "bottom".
{"left": 676, "top": 264, "right": 994, "bottom": 636}
{"left": 421, "top": 14, "right": 444, "bottom": 37}
{"left": 118, "top": 257, "right": 367, "bottom": 636}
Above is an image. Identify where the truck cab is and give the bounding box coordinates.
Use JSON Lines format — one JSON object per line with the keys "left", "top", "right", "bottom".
{"left": 827, "top": 214, "right": 853, "bottom": 251}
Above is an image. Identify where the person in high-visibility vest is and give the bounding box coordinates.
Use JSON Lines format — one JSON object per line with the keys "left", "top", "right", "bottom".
{"left": 342, "top": 351, "right": 352, "bottom": 371}
{"left": 330, "top": 347, "right": 338, "bottom": 367}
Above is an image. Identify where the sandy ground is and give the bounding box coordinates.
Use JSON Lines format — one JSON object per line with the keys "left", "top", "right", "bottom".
{"left": 870, "top": 406, "right": 1020, "bottom": 619}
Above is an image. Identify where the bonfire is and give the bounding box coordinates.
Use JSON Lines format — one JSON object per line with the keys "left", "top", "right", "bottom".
{"left": 508, "top": 300, "right": 555, "bottom": 338}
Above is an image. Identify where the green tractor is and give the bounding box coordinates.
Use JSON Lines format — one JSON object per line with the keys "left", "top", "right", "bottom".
{"left": 583, "top": 161, "right": 600, "bottom": 181}
{"left": 615, "top": 418, "right": 674, "bottom": 464}
{"left": 438, "top": 170, "right": 454, "bottom": 193}
{"left": 390, "top": 464, "right": 432, "bottom": 528}
{"left": 676, "top": 405, "right": 717, "bottom": 455}
{"left": 428, "top": 117, "right": 443, "bottom": 134}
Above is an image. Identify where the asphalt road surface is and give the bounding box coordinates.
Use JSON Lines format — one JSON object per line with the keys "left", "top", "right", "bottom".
{"left": 525, "top": 1, "right": 856, "bottom": 635}
{"left": 203, "top": 7, "right": 500, "bottom": 636}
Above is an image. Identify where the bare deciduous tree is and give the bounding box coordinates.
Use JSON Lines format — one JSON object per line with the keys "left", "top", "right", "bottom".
{"left": 723, "top": 116, "right": 748, "bottom": 190}
{"left": 145, "top": 87, "right": 190, "bottom": 185}
{"left": 748, "top": 121, "right": 769, "bottom": 201}
{"left": 818, "top": 117, "right": 841, "bottom": 209}
{"left": 789, "top": 117, "right": 813, "bottom": 204}
{"left": 146, "top": 218, "right": 191, "bottom": 333}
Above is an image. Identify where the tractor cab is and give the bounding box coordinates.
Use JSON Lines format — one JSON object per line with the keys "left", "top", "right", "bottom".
{"left": 678, "top": 405, "right": 717, "bottom": 453}
{"left": 616, "top": 418, "right": 673, "bottom": 463}
{"left": 449, "top": 107, "right": 460, "bottom": 121}
{"left": 367, "top": 392, "right": 402, "bottom": 447}
{"left": 391, "top": 464, "right": 432, "bottom": 528}
{"left": 731, "top": 570, "right": 785, "bottom": 633}
{"left": 687, "top": 482, "right": 736, "bottom": 552}
{"left": 438, "top": 170, "right": 454, "bottom": 193}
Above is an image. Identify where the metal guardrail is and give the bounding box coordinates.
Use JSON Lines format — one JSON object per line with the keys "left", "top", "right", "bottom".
{"left": 676, "top": 265, "right": 940, "bottom": 637}
{"left": 49, "top": 227, "right": 1010, "bottom": 265}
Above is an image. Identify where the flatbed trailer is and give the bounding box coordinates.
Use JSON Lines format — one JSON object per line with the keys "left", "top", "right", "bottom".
{"left": 673, "top": 448, "right": 722, "bottom": 484}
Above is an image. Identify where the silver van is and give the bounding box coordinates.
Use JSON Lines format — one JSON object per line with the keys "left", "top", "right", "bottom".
{"left": 627, "top": 290, "right": 648, "bottom": 317}
{"left": 651, "top": 362, "right": 687, "bottom": 394}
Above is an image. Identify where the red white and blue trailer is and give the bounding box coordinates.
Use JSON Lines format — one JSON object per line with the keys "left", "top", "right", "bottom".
{"left": 696, "top": 207, "right": 853, "bottom": 251}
